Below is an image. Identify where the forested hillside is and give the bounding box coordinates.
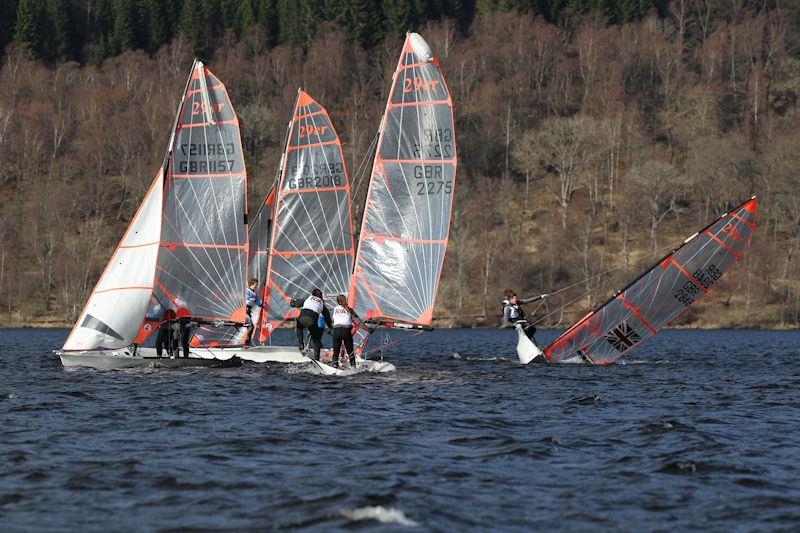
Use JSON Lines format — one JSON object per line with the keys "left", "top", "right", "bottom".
{"left": 1, "top": 0, "right": 799, "bottom": 328}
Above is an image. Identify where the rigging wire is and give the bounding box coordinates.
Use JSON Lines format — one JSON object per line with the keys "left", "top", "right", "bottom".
{"left": 528, "top": 240, "right": 682, "bottom": 327}
{"left": 350, "top": 131, "right": 379, "bottom": 201}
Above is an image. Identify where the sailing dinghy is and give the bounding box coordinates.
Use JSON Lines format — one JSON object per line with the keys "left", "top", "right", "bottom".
{"left": 312, "top": 32, "right": 458, "bottom": 375}
{"left": 517, "top": 197, "right": 757, "bottom": 365}
{"left": 189, "top": 89, "right": 357, "bottom": 364}
{"left": 57, "top": 60, "right": 249, "bottom": 369}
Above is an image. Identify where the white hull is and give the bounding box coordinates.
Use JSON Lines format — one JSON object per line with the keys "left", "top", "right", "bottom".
{"left": 310, "top": 356, "right": 396, "bottom": 375}
{"left": 516, "top": 323, "right": 544, "bottom": 364}
{"left": 187, "top": 345, "right": 307, "bottom": 363}
{"left": 58, "top": 347, "right": 241, "bottom": 369}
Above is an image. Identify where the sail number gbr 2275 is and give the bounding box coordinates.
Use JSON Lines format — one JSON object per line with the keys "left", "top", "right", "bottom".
{"left": 413, "top": 165, "right": 452, "bottom": 195}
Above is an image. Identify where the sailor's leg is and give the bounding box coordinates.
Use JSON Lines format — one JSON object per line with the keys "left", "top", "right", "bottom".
{"left": 295, "top": 323, "right": 305, "bottom": 351}
{"left": 523, "top": 322, "right": 537, "bottom": 339}
{"left": 310, "top": 324, "right": 323, "bottom": 361}
{"left": 344, "top": 334, "right": 355, "bottom": 368}
{"left": 156, "top": 328, "right": 165, "bottom": 357}
{"left": 181, "top": 327, "right": 191, "bottom": 357}
{"left": 244, "top": 306, "right": 254, "bottom": 345}
{"left": 332, "top": 331, "right": 342, "bottom": 367}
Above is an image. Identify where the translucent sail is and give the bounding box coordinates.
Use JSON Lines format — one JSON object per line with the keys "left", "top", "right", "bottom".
{"left": 349, "top": 32, "right": 457, "bottom": 326}
{"left": 154, "top": 61, "right": 249, "bottom": 324}
{"left": 62, "top": 173, "right": 164, "bottom": 351}
{"left": 545, "top": 197, "right": 757, "bottom": 365}
{"left": 193, "top": 187, "right": 275, "bottom": 347}
{"left": 260, "top": 90, "right": 355, "bottom": 336}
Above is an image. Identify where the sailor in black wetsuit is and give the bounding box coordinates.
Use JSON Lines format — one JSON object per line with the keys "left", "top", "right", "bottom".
{"left": 502, "top": 289, "right": 549, "bottom": 340}
{"left": 291, "top": 288, "right": 332, "bottom": 361}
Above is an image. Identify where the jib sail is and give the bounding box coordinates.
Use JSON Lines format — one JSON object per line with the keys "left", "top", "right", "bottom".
{"left": 349, "top": 33, "right": 457, "bottom": 327}
{"left": 545, "top": 197, "right": 757, "bottom": 365}
{"left": 259, "top": 89, "right": 355, "bottom": 337}
{"left": 62, "top": 172, "right": 164, "bottom": 351}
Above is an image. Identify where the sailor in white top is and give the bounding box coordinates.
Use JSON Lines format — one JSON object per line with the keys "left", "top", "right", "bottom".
{"left": 331, "top": 294, "right": 359, "bottom": 368}
{"left": 291, "top": 288, "right": 332, "bottom": 360}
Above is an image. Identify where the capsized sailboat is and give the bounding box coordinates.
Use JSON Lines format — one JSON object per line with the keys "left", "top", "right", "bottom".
{"left": 314, "top": 32, "right": 458, "bottom": 375}
{"left": 57, "top": 60, "right": 249, "bottom": 369}
{"left": 517, "top": 197, "right": 757, "bottom": 365}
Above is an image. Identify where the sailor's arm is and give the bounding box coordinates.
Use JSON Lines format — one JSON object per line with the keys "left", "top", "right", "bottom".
{"left": 322, "top": 306, "right": 333, "bottom": 329}
{"left": 519, "top": 294, "right": 550, "bottom": 304}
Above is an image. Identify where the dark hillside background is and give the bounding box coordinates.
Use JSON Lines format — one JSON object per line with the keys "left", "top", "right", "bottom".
{"left": 1, "top": 0, "right": 798, "bottom": 328}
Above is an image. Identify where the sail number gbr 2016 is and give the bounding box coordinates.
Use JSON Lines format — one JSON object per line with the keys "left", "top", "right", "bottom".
{"left": 673, "top": 264, "right": 723, "bottom": 306}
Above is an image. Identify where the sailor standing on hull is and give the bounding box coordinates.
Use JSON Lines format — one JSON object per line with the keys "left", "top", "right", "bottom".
{"left": 502, "top": 289, "right": 549, "bottom": 339}
{"left": 292, "top": 288, "right": 333, "bottom": 361}
{"left": 331, "top": 294, "right": 359, "bottom": 369}
{"left": 244, "top": 278, "right": 263, "bottom": 346}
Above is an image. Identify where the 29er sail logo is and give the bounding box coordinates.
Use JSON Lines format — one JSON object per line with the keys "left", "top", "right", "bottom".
{"left": 604, "top": 322, "right": 641, "bottom": 352}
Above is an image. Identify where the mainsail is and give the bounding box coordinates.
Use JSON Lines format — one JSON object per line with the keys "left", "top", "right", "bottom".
{"left": 544, "top": 197, "right": 757, "bottom": 365}
{"left": 63, "top": 60, "right": 248, "bottom": 351}
{"left": 349, "top": 32, "right": 457, "bottom": 328}
{"left": 154, "top": 61, "right": 248, "bottom": 323}
{"left": 259, "top": 89, "right": 355, "bottom": 337}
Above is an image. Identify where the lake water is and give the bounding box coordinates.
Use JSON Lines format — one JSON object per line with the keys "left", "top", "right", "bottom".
{"left": 1, "top": 328, "right": 799, "bottom": 530}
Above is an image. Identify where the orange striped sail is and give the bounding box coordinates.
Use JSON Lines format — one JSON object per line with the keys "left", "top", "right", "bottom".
{"left": 350, "top": 33, "right": 457, "bottom": 331}
{"left": 258, "top": 89, "right": 355, "bottom": 339}
{"left": 545, "top": 197, "right": 757, "bottom": 365}
{"left": 152, "top": 60, "right": 249, "bottom": 325}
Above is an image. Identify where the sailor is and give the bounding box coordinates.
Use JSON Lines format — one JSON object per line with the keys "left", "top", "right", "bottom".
{"left": 155, "top": 309, "right": 177, "bottom": 357}
{"left": 172, "top": 318, "right": 196, "bottom": 358}
{"left": 291, "top": 288, "right": 332, "bottom": 361}
{"left": 245, "top": 278, "right": 263, "bottom": 346}
{"left": 502, "top": 289, "right": 549, "bottom": 340}
{"left": 331, "top": 294, "right": 359, "bottom": 369}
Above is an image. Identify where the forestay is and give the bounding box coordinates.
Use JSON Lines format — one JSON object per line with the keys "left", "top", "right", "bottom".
{"left": 545, "top": 197, "right": 757, "bottom": 365}
{"left": 260, "top": 90, "right": 355, "bottom": 336}
{"left": 349, "top": 32, "right": 457, "bottom": 326}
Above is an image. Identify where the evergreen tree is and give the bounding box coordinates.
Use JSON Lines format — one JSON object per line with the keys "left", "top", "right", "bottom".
{"left": 256, "top": 0, "right": 277, "bottom": 45}
{"left": 143, "top": 0, "right": 170, "bottom": 52}
{"left": 178, "top": 0, "right": 209, "bottom": 56}
{"left": 382, "top": 0, "right": 413, "bottom": 35}
{"left": 1, "top": 0, "right": 20, "bottom": 54}
{"left": 340, "top": 0, "right": 382, "bottom": 47}
{"left": 13, "top": 0, "right": 44, "bottom": 57}
{"left": 111, "top": 0, "right": 137, "bottom": 53}
{"left": 276, "top": 0, "right": 317, "bottom": 48}
{"left": 237, "top": 0, "right": 257, "bottom": 37}
{"left": 47, "top": 0, "right": 76, "bottom": 60}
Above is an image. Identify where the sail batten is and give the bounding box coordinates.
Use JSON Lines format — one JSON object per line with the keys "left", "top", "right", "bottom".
{"left": 545, "top": 197, "right": 757, "bottom": 365}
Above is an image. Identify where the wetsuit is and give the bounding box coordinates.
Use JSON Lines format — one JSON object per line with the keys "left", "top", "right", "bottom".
{"left": 332, "top": 304, "right": 358, "bottom": 368}
{"left": 502, "top": 295, "right": 548, "bottom": 340}
{"left": 156, "top": 322, "right": 176, "bottom": 357}
{"left": 292, "top": 295, "right": 332, "bottom": 361}
{"left": 173, "top": 320, "right": 192, "bottom": 357}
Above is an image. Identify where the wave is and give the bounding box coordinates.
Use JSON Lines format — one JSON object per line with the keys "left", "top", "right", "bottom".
{"left": 339, "top": 506, "right": 418, "bottom": 527}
